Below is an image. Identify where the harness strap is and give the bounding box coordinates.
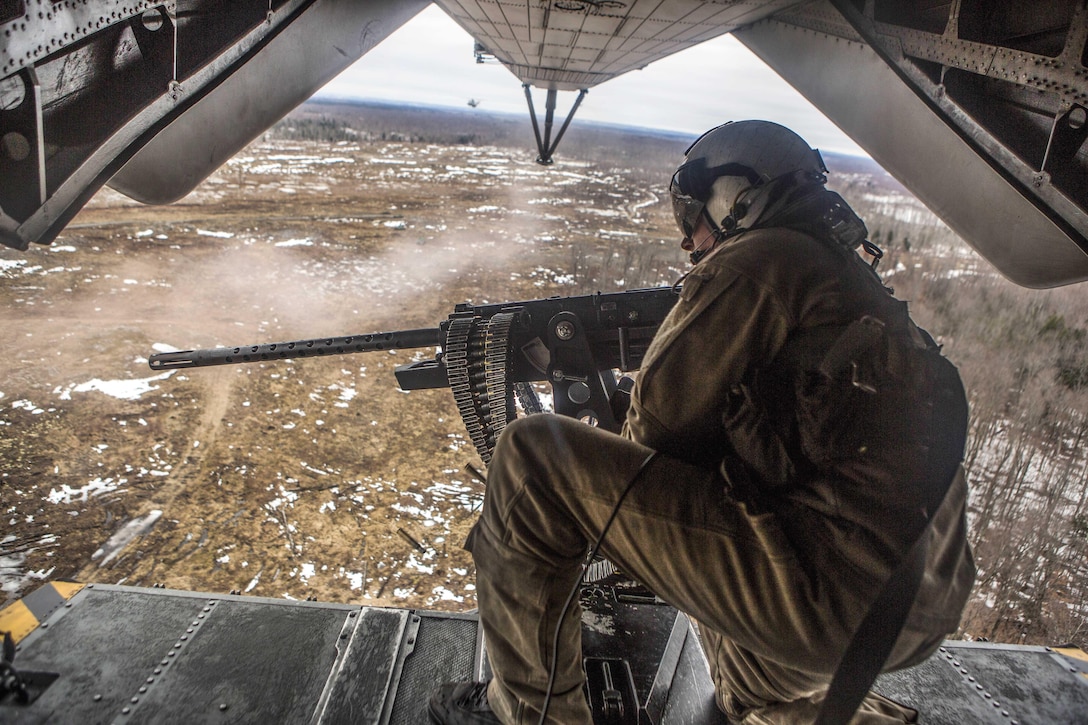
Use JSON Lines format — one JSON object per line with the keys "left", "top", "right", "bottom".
{"left": 814, "top": 481, "right": 948, "bottom": 724}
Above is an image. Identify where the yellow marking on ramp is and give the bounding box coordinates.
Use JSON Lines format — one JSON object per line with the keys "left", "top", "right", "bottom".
{"left": 1056, "top": 646, "right": 1088, "bottom": 663}
{"left": 0, "top": 600, "right": 39, "bottom": 645}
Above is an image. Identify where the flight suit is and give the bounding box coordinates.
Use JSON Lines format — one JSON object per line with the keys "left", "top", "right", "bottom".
{"left": 467, "top": 228, "right": 976, "bottom": 724}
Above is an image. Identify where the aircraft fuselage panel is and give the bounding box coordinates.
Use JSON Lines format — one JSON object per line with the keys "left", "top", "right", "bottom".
{"left": 738, "top": 2, "right": 1088, "bottom": 288}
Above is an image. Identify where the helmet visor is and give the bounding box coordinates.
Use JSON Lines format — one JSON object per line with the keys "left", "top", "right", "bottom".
{"left": 670, "top": 170, "right": 705, "bottom": 239}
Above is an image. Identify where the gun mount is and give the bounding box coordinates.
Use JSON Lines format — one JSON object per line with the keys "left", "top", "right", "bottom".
{"left": 149, "top": 287, "right": 679, "bottom": 463}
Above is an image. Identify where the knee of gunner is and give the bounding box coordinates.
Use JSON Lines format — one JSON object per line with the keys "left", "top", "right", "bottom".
{"left": 492, "top": 414, "right": 566, "bottom": 463}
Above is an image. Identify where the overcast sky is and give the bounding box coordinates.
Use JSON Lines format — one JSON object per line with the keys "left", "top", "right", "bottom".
{"left": 316, "top": 5, "right": 866, "bottom": 156}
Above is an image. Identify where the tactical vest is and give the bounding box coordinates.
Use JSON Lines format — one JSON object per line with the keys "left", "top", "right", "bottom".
{"left": 721, "top": 239, "right": 968, "bottom": 542}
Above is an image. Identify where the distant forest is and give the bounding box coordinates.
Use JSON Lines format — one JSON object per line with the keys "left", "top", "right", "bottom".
{"left": 271, "top": 98, "right": 904, "bottom": 192}
{"left": 272, "top": 100, "right": 1088, "bottom": 649}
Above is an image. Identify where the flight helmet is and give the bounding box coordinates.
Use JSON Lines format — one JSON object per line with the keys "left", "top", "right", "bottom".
{"left": 669, "top": 120, "right": 828, "bottom": 248}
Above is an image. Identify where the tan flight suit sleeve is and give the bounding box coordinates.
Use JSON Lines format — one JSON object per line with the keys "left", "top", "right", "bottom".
{"left": 623, "top": 254, "right": 794, "bottom": 468}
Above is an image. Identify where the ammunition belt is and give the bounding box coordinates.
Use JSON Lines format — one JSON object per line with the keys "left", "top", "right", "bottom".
{"left": 444, "top": 313, "right": 543, "bottom": 465}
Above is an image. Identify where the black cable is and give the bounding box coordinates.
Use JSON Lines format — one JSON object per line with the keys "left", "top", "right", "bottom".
{"left": 537, "top": 450, "right": 659, "bottom": 725}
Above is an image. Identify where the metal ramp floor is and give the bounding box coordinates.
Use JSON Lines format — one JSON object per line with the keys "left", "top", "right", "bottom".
{"left": 2, "top": 583, "right": 1086, "bottom": 723}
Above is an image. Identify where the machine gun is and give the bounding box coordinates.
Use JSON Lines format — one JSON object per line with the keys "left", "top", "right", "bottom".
{"left": 149, "top": 287, "right": 679, "bottom": 463}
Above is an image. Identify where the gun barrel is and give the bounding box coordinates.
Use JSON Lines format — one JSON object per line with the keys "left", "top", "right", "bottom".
{"left": 148, "top": 328, "right": 443, "bottom": 370}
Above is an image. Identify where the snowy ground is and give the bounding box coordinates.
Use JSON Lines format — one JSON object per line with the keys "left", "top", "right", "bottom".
{"left": 0, "top": 135, "right": 685, "bottom": 609}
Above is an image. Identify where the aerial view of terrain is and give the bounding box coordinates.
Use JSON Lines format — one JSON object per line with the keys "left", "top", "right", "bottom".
{"left": 2, "top": 100, "right": 1086, "bottom": 649}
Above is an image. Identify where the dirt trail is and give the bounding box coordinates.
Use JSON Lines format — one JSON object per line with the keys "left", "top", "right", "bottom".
{"left": 162, "top": 366, "right": 234, "bottom": 493}
{"left": 72, "top": 366, "right": 235, "bottom": 582}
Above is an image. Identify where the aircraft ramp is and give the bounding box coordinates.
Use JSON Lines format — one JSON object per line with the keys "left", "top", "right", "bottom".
{"left": 1, "top": 583, "right": 1086, "bottom": 723}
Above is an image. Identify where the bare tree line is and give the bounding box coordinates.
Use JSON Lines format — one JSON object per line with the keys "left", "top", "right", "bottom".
{"left": 847, "top": 186, "right": 1088, "bottom": 648}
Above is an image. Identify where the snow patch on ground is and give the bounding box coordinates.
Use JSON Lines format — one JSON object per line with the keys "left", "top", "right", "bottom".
{"left": 91, "top": 510, "right": 163, "bottom": 566}
{"left": 58, "top": 371, "right": 176, "bottom": 401}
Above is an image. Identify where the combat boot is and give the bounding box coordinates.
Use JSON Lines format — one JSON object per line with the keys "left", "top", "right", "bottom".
{"left": 428, "top": 681, "right": 502, "bottom": 724}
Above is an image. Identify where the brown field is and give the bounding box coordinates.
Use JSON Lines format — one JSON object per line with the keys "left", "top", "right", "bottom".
{"left": 0, "top": 103, "right": 691, "bottom": 611}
